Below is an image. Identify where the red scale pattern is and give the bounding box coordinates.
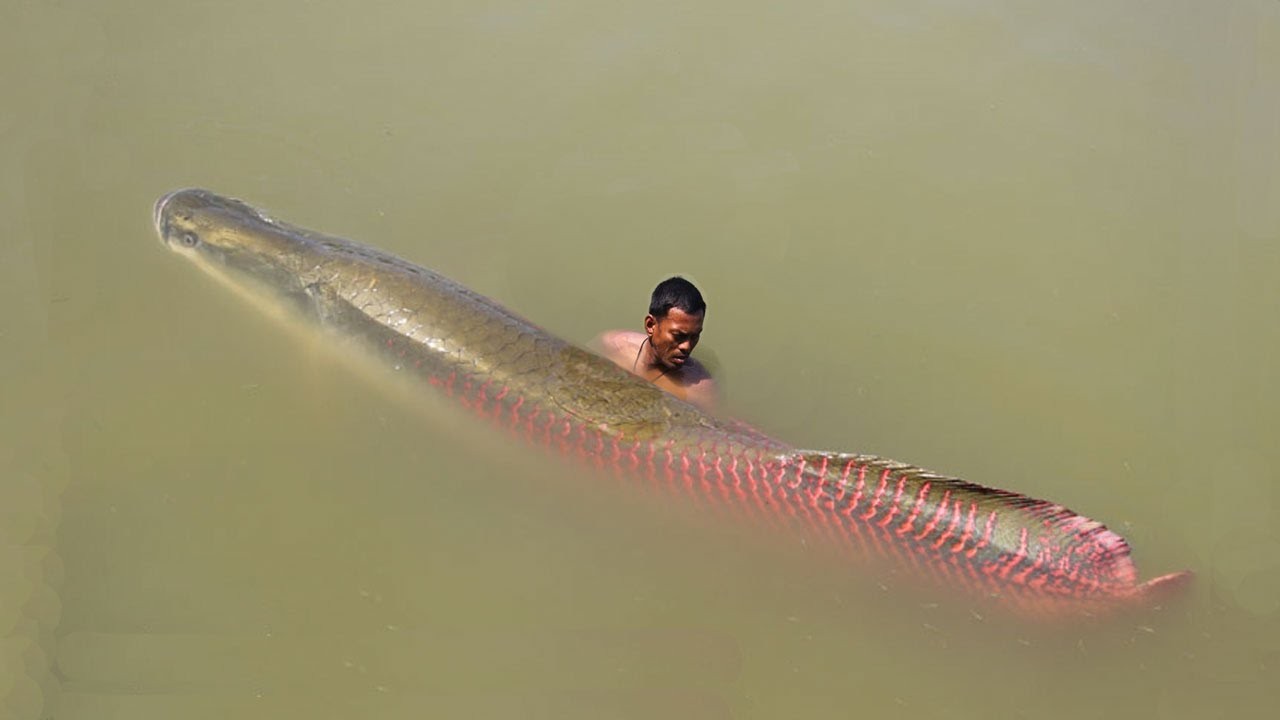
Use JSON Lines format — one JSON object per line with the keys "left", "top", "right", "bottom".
{"left": 410, "top": 357, "right": 1182, "bottom": 617}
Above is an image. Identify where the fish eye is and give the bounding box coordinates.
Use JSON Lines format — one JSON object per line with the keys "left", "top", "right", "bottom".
{"left": 180, "top": 232, "right": 199, "bottom": 247}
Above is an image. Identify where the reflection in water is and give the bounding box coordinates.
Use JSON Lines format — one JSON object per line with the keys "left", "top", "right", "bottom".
{"left": 2, "top": 0, "right": 1278, "bottom": 718}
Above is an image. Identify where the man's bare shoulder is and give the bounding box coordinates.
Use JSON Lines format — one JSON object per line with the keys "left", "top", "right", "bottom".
{"left": 594, "top": 330, "right": 645, "bottom": 366}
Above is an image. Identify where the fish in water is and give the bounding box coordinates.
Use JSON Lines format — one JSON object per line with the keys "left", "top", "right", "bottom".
{"left": 153, "top": 188, "right": 1191, "bottom": 618}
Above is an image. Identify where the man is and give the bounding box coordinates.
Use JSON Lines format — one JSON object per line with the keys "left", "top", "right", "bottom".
{"left": 596, "top": 276, "right": 718, "bottom": 412}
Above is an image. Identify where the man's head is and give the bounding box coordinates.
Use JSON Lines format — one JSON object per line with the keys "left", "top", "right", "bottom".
{"left": 644, "top": 277, "right": 706, "bottom": 371}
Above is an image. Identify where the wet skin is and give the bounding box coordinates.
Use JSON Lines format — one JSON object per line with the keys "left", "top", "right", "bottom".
{"left": 597, "top": 307, "right": 717, "bottom": 412}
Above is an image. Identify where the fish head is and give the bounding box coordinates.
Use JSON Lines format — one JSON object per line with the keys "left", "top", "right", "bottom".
{"left": 155, "top": 188, "right": 306, "bottom": 273}
{"left": 154, "top": 188, "right": 323, "bottom": 318}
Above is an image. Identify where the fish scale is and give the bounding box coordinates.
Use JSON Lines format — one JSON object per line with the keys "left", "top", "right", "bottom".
{"left": 154, "top": 188, "right": 1191, "bottom": 618}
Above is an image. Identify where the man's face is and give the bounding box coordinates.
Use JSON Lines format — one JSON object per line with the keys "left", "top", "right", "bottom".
{"left": 645, "top": 307, "right": 704, "bottom": 370}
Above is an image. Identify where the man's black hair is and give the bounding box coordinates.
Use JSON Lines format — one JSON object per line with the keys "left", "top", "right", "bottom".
{"left": 649, "top": 276, "right": 706, "bottom": 318}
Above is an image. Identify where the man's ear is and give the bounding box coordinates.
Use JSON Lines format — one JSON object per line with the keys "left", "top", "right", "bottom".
{"left": 644, "top": 314, "right": 657, "bottom": 334}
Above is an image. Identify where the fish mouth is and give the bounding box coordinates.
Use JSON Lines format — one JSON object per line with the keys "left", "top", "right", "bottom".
{"left": 153, "top": 190, "right": 178, "bottom": 239}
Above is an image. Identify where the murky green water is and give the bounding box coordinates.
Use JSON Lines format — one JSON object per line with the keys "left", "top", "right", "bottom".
{"left": 3, "top": 1, "right": 1278, "bottom": 717}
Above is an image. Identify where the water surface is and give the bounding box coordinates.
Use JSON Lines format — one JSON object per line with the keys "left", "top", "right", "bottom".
{"left": 2, "top": 1, "right": 1277, "bottom": 717}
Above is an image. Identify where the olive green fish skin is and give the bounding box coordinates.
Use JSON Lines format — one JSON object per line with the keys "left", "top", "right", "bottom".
{"left": 154, "top": 188, "right": 1190, "bottom": 617}
{"left": 154, "top": 189, "right": 770, "bottom": 444}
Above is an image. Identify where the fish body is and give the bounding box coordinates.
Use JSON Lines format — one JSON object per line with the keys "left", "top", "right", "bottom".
{"left": 154, "top": 188, "right": 1190, "bottom": 616}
